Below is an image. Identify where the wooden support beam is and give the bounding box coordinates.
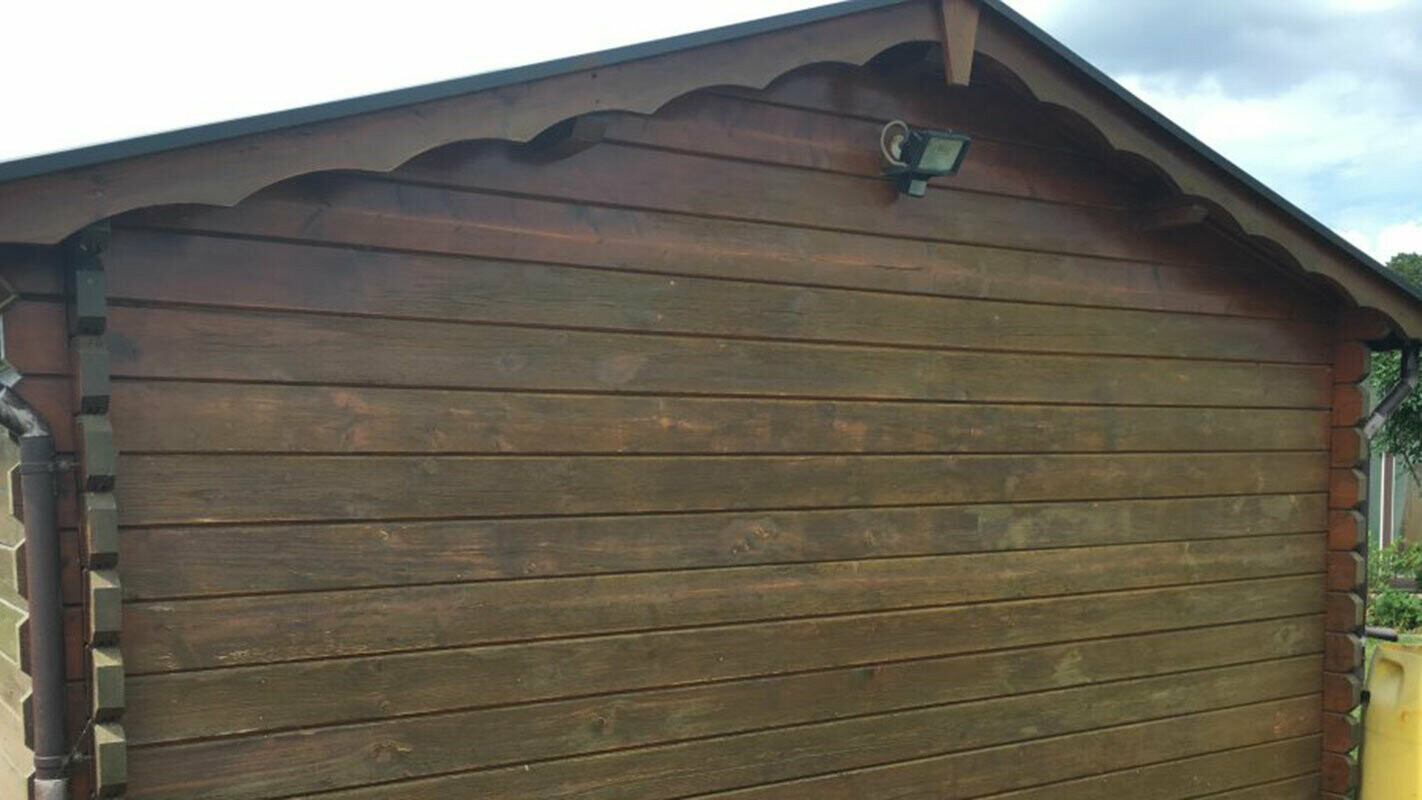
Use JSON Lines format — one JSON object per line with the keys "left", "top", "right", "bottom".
{"left": 93, "top": 722, "right": 126, "bottom": 797}
{"left": 1324, "top": 632, "right": 1364, "bottom": 672}
{"left": 1332, "top": 384, "right": 1370, "bottom": 428}
{"left": 77, "top": 415, "right": 116, "bottom": 493}
{"left": 1334, "top": 341, "right": 1371, "bottom": 384}
{"left": 1329, "top": 510, "right": 1365, "bottom": 551}
{"left": 91, "top": 647, "right": 124, "bottom": 722}
{"left": 939, "top": 0, "right": 980, "bottom": 85}
{"left": 1323, "top": 712, "right": 1361, "bottom": 753}
{"left": 1323, "top": 672, "right": 1362, "bottom": 713}
{"left": 1330, "top": 427, "right": 1368, "bottom": 468}
{"left": 1326, "top": 592, "right": 1364, "bottom": 631}
{"left": 87, "top": 569, "right": 121, "bottom": 647}
{"left": 1327, "top": 551, "right": 1365, "bottom": 592}
{"left": 1323, "top": 750, "right": 1360, "bottom": 793}
{"left": 63, "top": 227, "right": 126, "bottom": 799}
{"left": 1330, "top": 468, "right": 1367, "bottom": 511}
{"left": 69, "top": 268, "right": 107, "bottom": 337}
{"left": 83, "top": 493, "right": 119, "bottom": 569}
{"left": 70, "top": 337, "right": 110, "bottom": 416}
{"left": 1323, "top": 327, "right": 1368, "bottom": 790}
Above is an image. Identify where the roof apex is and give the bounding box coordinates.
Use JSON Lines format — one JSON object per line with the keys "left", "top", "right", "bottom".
{"left": 1, "top": 0, "right": 1417, "bottom": 335}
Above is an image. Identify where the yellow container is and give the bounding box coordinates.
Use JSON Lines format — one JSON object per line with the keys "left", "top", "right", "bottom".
{"left": 1363, "top": 638, "right": 1422, "bottom": 799}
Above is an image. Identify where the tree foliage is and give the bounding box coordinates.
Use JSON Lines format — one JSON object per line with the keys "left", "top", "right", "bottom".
{"left": 1370, "top": 253, "right": 1422, "bottom": 474}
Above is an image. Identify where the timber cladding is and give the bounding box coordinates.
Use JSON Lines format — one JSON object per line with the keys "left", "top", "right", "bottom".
{"left": 4, "top": 64, "right": 1337, "bottom": 798}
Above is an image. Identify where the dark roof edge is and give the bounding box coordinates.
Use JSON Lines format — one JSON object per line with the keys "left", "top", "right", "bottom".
{"left": 976, "top": 0, "right": 1422, "bottom": 307}
{"left": 0, "top": 0, "right": 912, "bottom": 185}
{"left": 4, "top": 0, "right": 1414, "bottom": 311}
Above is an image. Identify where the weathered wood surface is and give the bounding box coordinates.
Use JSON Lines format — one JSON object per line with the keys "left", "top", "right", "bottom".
{"left": 123, "top": 573, "right": 1323, "bottom": 675}
{"left": 126, "top": 184, "right": 1332, "bottom": 322}
{"left": 379, "top": 143, "right": 1222, "bottom": 266}
{"left": 290, "top": 696, "right": 1319, "bottom": 800}
{"left": 1202, "top": 774, "right": 1321, "bottom": 800}
{"left": 107, "top": 380, "right": 1330, "bottom": 455}
{"left": 124, "top": 614, "right": 1323, "bottom": 746}
{"left": 2, "top": 301, "right": 67, "bottom": 378}
{"left": 114, "top": 452, "right": 1329, "bottom": 525}
{"left": 44, "top": 57, "right": 1344, "bottom": 800}
{"left": 103, "top": 306, "right": 1334, "bottom": 407}
{"left": 119, "top": 494, "right": 1326, "bottom": 598}
{"left": 606, "top": 87, "right": 1109, "bottom": 201}
{"left": 126, "top": 657, "right": 1319, "bottom": 800}
{"left": 941, "top": 735, "right": 1319, "bottom": 799}
{"left": 98, "top": 231, "right": 1334, "bottom": 363}
{"left": 716, "top": 65, "right": 1076, "bottom": 150}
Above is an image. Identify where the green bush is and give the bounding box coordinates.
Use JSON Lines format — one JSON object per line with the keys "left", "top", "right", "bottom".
{"left": 1366, "top": 541, "right": 1422, "bottom": 632}
{"left": 1369, "top": 253, "right": 1422, "bottom": 475}
{"left": 1370, "top": 587, "right": 1422, "bottom": 631}
{"left": 1368, "top": 540, "right": 1422, "bottom": 589}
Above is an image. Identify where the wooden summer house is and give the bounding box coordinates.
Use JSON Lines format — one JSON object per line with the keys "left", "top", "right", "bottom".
{"left": 0, "top": 0, "right": 1416, "bottom": 797}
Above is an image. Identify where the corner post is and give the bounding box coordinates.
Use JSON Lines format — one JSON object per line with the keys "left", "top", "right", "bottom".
{"left": 66, "top": 224, "right": 127, "bottom": 798}
{"left": 1321, "top": 315, "right": 1382, "bottom": 799}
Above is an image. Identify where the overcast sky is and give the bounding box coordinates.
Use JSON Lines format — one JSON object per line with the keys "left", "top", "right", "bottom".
{"left": 2, "top": 0, "right": 1418, "bottom": 261}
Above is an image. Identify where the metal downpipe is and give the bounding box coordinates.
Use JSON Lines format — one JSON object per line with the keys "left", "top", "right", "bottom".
{"left": 0, "top": 386, "right": 67, "bottom": 799}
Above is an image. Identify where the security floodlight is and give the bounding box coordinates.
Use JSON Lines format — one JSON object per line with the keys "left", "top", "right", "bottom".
{"left": 880, "top": 119, "right": 972, "bottom": 197}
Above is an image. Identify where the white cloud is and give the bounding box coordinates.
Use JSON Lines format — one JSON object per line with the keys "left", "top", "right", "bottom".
{"left": 1378, "top": 220, "right": 1422, "bottom": 260}
{"left": 1337, "top": 219, "right": 1422, "bottom": 262}
{"left": 1113, "top": 67, "right": 1422, "bottom": 264}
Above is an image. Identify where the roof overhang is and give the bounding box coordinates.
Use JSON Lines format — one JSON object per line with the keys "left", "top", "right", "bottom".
{"left": 1, "top": 0, "right": 1418, "bottom": 337}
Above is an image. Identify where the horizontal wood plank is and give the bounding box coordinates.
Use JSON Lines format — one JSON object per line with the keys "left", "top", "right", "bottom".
{"left": 1, "top": 301, "right": 67, "bottom": 379}
{"left": 126, "top": 615, "right": 1324, "bottom": 746}
{"left": 107, "top": 380, "right": 1331, "bottom": 456}
{"left": 115, "top": 451, "right": 1330, "bottom": 526}
{"left": 701, "top": 699, "right": 1320, "bottom": 800}
{"left": 293, "top": 696, "right": 1320, "bottom": 800}
{"left": 717, "top": 66, "right": 1083, "bottom": 151}
{"left": 388, "top": 141, "right": 1208, "bottom": 266}
{"left": 121, "top": 573, "right": 1325, "bottom": 674}
{"left": 104, "top": 306, "right": 1333, "bottom": 407}
{"left": 950, "top": 735, "right": 1319, "bottom": 799}
{"left": 126, "top": 657, "right": 1320, "bottom": 800}
{"left": 125, "top": 184, "right": 1331, "bottom": 322}
{"left": 1200, "top": 774, "right": 1320, "bottom": 800}
{"left": 601, "top": 89, "right": 1132, "bottom": 205}
{"left": 133, "top": 656, "right": 1319, "bottom": 800}
{"left": 100, "top": 231, "right": 1333, "bottom": 363}
{"left": 119, "top": 494, "right": 1328, "bottom": 598}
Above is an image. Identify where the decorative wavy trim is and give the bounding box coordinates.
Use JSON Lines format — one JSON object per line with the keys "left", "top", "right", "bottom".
{"left": 971, "top": 17, "right": 1419, "bottom": 337}
{"left": 0, "top": 0, "right": 1415, "bottom": 336}
{"left": 0, "top": 2, "right": 939, "bottom": 246}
